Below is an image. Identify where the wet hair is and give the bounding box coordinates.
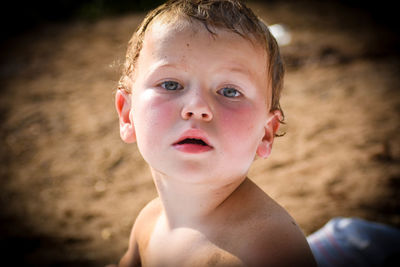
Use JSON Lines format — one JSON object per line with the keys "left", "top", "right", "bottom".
{"left": 118, "top": 0, "right": 285, "bottom": 118}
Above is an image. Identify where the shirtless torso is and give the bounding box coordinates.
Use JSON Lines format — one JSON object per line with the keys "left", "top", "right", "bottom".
{"left": 119, "top": 179, "right": 316, "bottom": 267}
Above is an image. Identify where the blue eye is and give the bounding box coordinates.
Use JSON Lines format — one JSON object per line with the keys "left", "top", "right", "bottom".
{"left": 218, "top": 87, "right": 241, "bottom": 98}
{"left": 160, "top": 81, "right": 182, "bottom": 91}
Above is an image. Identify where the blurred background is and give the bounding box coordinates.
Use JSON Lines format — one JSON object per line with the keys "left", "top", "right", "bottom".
{"left": 0, "top": 0, "right": 399, "bottom": 266}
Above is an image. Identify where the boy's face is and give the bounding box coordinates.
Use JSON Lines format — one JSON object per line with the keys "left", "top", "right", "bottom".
{"left": 117, "top": 19, "right": 280, "bottom": 183}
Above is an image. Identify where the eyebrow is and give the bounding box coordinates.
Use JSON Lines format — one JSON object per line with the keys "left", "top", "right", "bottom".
{"left": 223, "top": 65, "right": 253, "bottom": 78}
{"left": 143, "top": 61, "right": 182, "bottom": 80}
{"left": 219, "top": 62, "right": 265, "bottom": 87}
{"left": 144, "top": 60, "right": 259, "bottom": 84}
{"left": 222, "top": 63, "right": 268, "bottom": 92}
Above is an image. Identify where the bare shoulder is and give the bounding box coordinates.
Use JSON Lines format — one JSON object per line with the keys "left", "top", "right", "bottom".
{"left": 135, "top": 197, "right": 163, "bottom": 228}
{"left": 132, "top": 197, "right": 162, "bottom": 247}
{"left": 250, "top": 206, "right": 316, "bottom": 266}
{"left": 233, "top": 180, "right": 316, "bottom": 266}
{"left": 118, "top": 198, "right": 162, "bottom": 267}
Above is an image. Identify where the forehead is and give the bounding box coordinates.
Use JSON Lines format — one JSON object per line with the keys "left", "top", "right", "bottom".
{"left": 145, "top": 18, "right": 265, "bottom": 58}
{"left": 135, "top": 18, "right": 270, "bottom": 97}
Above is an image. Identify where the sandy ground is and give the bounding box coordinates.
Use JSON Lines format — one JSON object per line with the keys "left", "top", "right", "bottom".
{"left": 0, "top": 1, "right": 399, "bottom": 266}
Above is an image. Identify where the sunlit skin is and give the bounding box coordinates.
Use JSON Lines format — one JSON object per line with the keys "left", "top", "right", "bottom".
{"left": 115, "top": 19, "right": 316, "bottom": 267}
{"left": 125, "top": 19, "right": 274, "bottom": 183}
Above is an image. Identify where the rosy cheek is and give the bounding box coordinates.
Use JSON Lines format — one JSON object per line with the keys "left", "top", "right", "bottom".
{"left": 218, "top": 105, "right": 260, "bottom": 138}
{"left": 139, "top": 94, "right": 178, "bottom": 133}
{"left": 217, "top": 105, "right": 262, "bottom": 170}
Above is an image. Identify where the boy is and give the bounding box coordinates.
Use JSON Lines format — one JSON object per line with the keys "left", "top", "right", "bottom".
{"left": 114, "top": 0, "right": 316, "bottom": 266}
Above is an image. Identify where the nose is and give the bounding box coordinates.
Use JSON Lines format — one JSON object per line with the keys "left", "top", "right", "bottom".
{"left": 181, "top": 92, "right": 213, "bottom": 122}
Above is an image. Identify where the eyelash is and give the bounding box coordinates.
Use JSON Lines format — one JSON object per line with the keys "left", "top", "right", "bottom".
{"left": 159, "top": 81, "right": 242, "bottom": 98}
{"left": 160, "top": 81, "right": 183, "bottom": 91}
{"left": 217, "top": 87, "right": 242, "bottom": 98}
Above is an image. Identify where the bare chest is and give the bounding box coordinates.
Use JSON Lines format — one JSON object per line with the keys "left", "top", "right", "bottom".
{"left": 140, "top": 223, "right": 244, "bottom": 267}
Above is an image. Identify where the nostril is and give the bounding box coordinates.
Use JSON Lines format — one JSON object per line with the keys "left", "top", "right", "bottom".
{"left": 202, "top": 113, "right": 212, "bottom": 121}
{"left": 181, "top": 109, "right": 212, "bottom": 121}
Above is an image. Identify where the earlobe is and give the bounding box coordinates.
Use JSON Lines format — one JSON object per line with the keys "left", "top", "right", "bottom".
{"left": 256, "top": 141, "right": 272, "bottom": 159}
{"left": 115, "top": 90, "right": 136, "bottom": 143}
{"left": 256, "top": 110, "right": 282, "bottom": 159}
{"left": 256, "top": 125, "right": 273, "bottom": 158}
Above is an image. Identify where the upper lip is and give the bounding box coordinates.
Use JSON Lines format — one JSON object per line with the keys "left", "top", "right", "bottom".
{"left": 173, "top": 129, "right": 213, "bottom": 147}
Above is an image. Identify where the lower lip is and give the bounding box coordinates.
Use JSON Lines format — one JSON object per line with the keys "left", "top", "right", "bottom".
{"left": 173, "top": 144, "right": 213, "bottom": 153}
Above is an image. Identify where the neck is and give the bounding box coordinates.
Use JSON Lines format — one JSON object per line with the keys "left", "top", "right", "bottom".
{"left": 150, "top": 168, "right": 246, "bottom": 229}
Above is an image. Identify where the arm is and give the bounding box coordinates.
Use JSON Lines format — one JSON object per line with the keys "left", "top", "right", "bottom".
{"left": 118, "top": 222, "right": 141, "bottom": 267}
{"left": 118, "top": 198, "right": 161, "bottom": 267}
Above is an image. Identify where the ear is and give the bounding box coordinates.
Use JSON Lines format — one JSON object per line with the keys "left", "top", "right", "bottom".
{"left": 256, "top": 110, "right": 282, "bottom": 158}
{"left": 115, "top": 90, "right": 136, "bottom": 143}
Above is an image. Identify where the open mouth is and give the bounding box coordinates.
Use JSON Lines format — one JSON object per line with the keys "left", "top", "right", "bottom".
{"left": 177, "top": 138, "right": 209, "bottom": 146}
{"left": 173, "top": 135, "right": 213, "bottom": 153}
{"left": 172, "top": 129, "right": 213, "bottom": 153}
